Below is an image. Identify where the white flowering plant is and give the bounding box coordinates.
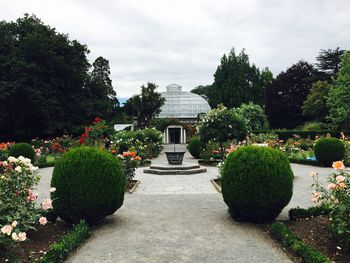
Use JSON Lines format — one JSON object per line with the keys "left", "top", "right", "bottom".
{"left": 311, "top": 161, "right": 350, "bottom": 246}
{"left": 0, "top": 156, "right": 53, "bottom": 252}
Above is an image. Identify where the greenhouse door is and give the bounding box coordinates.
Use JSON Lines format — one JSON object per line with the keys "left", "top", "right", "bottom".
{"left": 169, "top": 128, "right": 181, "bottom": 144}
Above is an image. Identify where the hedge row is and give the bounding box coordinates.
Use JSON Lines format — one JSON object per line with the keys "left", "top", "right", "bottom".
{"left": 288, "top": 158, "right": 322, "bottom": 167}
{"left": 289, "top": 206, "right": 330, "bottom": 220}
{"left": 37, "top": 220, "right": 90, "bottom": 263}
{"left": 271, "top": 222, "right": 331, "bottom": 263}
{"left": 254, "top": 130, "right": 350, "bottom": 140}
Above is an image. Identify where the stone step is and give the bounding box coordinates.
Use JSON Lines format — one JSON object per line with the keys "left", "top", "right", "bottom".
{"left": 149, "top": 164, "right": 200, "bottom": 170}
{"left": 143, "top": 167, "right": 207, "bottom": 175}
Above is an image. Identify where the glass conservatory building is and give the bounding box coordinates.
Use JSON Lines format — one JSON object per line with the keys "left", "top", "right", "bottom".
{"left": 158, "top": 84, "right": 211, "bottom": 144}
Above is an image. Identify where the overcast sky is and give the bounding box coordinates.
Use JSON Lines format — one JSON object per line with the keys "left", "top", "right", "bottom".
{"left": 1, "top": 0, "right": 350, "bottom": 98}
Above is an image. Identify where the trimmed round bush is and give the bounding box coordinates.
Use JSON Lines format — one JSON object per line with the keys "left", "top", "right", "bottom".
{"left": 221, "top": 146, "right": 293, "bottom": 223}
{"left": 51, "top": 147, "right": 125, "bottom": 225}
{"left": 314, "top": 138, "right": 345, "bottom": 166}
{"left": 188, "top": 137, "right": 202, "bottom": 159}
{"left": 8, "top": 143, "right": 35, "bottom": 163}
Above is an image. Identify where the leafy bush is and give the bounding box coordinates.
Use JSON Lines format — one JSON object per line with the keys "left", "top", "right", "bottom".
{"left": 0, "top": 156, "right": 42, "bottom": 256}
{"left": 301, "top": 122, "right": 324, "bottom": 131}
{"left": 38, "top": 220, "right": 90, "bottom": 263}
{"left": 198, "top": 105, "right": 247, "bottom": 158}
{"left": 188, "top": 137, "right": 202, "bottom": 158}
{"left": 314, "top": 138, "right": 345, "bottom": 166}
{"left": 311, "top": 162, "right": 350, "bottom": 246}
{"left": 254, "top": 130, "right": 350, "bottom": 140}
{"left": 271, "top": 222, "right": 331, "bottom": 263}
{"left": 249, "top": 132, "right": 278, "bottom": 143}
{"left": 234, "top": 102, "right": 269, "bottom": 131}
{"left": 8, "top": 143, "right": 35, "bottom": 163}
{"left": 221, "top": 146, "right": 293, "bottom": 222}
{"left": 51, "top": 147, "right": 125, "bottom": 225}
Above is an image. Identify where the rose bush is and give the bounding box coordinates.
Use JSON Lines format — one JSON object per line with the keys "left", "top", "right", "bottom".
{"left": 117, "top": 151, "right": 142, "bottom": 182}
{"left": 311, "top": 161, "right": 350, "bottom": 246}
{"left": 0, "top": 156, "right": 53, "bottom": 254}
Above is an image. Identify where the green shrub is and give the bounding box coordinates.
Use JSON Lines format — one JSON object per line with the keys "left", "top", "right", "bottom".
{"left": 38, "top": 220, "right": 90, "bottom": 263}
{"left": 301, "top": 122, "right": 324, "bottom": 131}
{"left": 271, "top": 222, "right": 331, "bottom": 263}
{"left": 221, "top": 146, "right": 293, "bottom": 222}
{"left": 8, "top": 143, "right": 35, "bottom": 163}
{"left": 289, "top": 206, "right": 330, "bottom": 220}
{"left": 51, "top": 147, "right": 125, "bottom": 225}
{"left": 314, "top": 138, "right": 345, "bottom": 166}
{"left": 188, "top": 137, "right": 202, "bottom": 158}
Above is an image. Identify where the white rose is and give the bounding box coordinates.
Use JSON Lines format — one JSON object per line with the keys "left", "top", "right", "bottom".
{"left": 8, "top": 156, "right": 18, "bottom": 163}
{"left": 15, "top": 166, "right": 22, "bottom": 173}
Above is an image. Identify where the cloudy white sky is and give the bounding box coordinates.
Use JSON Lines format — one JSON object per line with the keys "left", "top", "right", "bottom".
{"left": 1, "top": 0, "right": 350, "bottom": 98}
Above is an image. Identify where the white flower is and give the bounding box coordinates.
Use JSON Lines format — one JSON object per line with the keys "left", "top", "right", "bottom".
{"left": 49, "top": 187, "right": 56, "bottom": 192}
{"left": 15, "top": 166, "right": 22, "bottom": 173}
{"left": 18, "top": 232, "right": 26, "bottom": 241}
{"left": 8, "top": 156, "right": 18, "bottom": 163}
{"left": 11, "top": 232, "right": 19, "bottom": 241}
{"left": 11, "top": 221, "right": 18, "bottom": 227}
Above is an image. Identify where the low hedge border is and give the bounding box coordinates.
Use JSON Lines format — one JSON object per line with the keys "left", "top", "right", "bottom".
{"left": 37, "top": 162, "right": 55, "bottom": 169}
{"left": 37, "top": 220, "right": 90, "bottom": 263}
{"left": 289, "top": 206, "right": 330, "bottom": 220}
{"left": 254, "top": 130, "right": 350, "bottom": 140}
{"left": 288, "top": 158, "right": 323, "bottom": 167}
{"left": 271, "top": 222, "right": 331, "bottom": 263}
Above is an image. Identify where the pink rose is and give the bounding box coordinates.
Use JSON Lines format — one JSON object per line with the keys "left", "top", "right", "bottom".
{"left": 39, "top": 217, "right": 48, "bottom": 225}
{"left": 311, "top": 191, "right": 321, "bottom": 203}
{"left": 327, "top": 183, "right": 337, "bottom": 190}
{"left": 336, "top": 175, "right": 346, "bottom": 182}
{"left": 42, "top": 198, "right": 53, "bottom": 210}
{"left": 27, "top": 190, "right": 38, "bottom": 202}
{"left": 1, "top": 225, "right": 13, "bottom": 236}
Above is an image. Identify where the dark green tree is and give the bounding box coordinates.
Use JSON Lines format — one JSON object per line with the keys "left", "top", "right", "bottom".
{"left": 84, "top": 56, "right": 118, "bottom": 120}
{"left": 208, "top": 48, "right": 268, "bottom": 108}
{"left": 302, "top": 80, "right": 331, "bottom": 121}
{"left": 234, "top": 102, "right": 269, "bottom": 131}
{"left": 265, "top": 61, "right": 319, "bottom": 128}
{"left": 316, "top": 47, "right": 347, "bottom": 81}
{"left": 124, "top": 82, "right": 165, "bottom": 128}
{"left": 191, "top": 85, "right": 212, "bottom": 101}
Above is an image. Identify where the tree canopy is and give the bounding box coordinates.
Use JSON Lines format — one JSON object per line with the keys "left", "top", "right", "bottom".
{"left": 124, "top": 82, "right": 165, "bottom": 128}
{"left": 327, "top": 51, "right": 350, "bottom": 128}
{"left": 0, "top": 14, "right": 117, "bottom": 137}
{"left": 265, "top": 61, "right": 319, "bottom": 129}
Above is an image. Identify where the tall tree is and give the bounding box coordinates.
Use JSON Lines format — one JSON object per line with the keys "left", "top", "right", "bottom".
{"left": 327, "top": 51, "right": 350, "bottom": 128}
{"left": 302, "top": 80, "right": 331, "bottom": 121}
{"left": 208, "top": 48, "right": 267, "bottom": 108}
{"left": 84, "top": 56, "right": 118, "bottom": 120}
{"left": 124, "top": 82, "right": 165, "bottom": 128}
{"left": 316, "top": 48, "right": 346, "bottom": 81}
{"left": 191, "top": 85, "right": 211, "bottom": 101}
{"left": 0, "top": 14, "right": 91, "bottom": 136}
{"left": 265, "top": 61, "right": 319, "bottom": 128}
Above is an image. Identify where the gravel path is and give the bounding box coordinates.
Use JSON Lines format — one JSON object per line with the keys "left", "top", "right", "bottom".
{"left": 36, "top": 146, "right": 334, "bottom": 262}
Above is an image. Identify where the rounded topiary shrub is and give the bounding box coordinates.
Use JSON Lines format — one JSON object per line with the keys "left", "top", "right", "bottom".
{"left": 221, "top": 146, "right": 293, "bottom": 223}
{"left": 188, "top": 137, "right": 202, "bottom": 159}
{"left": 51, "top": 147, "right": 125, "bottom": 225}
{"left": 314, "top": 138, "right": 345, "bottom": 166}
{"left": 8, "top": 143, "right": 35, "bottom": 163}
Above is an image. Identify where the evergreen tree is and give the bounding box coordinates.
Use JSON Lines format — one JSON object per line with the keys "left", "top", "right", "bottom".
{"left": 316, "top": 47, "right": 346, "bottom": 81}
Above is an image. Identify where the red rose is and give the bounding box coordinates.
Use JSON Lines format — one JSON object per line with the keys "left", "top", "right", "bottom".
{"left": 79, "top": 138, "right": 85, "bottom": 144}
{"left": 94, "top": 117, "right": 101, "bottom": 123}
{"left": 81, "top": 133, "right": 88, "bottom": 138}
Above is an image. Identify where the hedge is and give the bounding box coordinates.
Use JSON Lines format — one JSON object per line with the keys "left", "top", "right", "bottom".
{"left": 254, "top": 130, "right": 350, "bottom": 140}
{"left": 288, "top": 158, "right": 323, "bottom": 167}
{"left": 271, "top": 222, "right": 331, "bottom": 263}
{"left": 289, "top": 206, "right": 330, "bottom": 220}
{"left": 37, "top": 220, "right": 90, "bottom": 263}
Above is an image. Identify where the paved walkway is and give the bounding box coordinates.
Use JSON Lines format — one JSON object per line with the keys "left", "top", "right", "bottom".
{"left": 36, "top": 145, "right": 334, "bottom": 262}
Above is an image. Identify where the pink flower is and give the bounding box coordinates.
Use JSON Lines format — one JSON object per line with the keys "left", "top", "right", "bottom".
{"left": 311, "top": 191, "right": 321, "bottom": 203}
{"left": 327, "top": 183, "right": 337, "bottom": 190}
{"left": 42, "top": 198, "right": 53, "bottom": 210}
{"left": 336, "top": 175, "right": 346, "bottom": 182}
{"left": 27, "top": 190, "right": 38, "bottom": 202}
{"left": 337, "top": 182, "right": 346, "bottom": 189}
{"left": 1, "top": 225, "right": 13, "bottom": 236}
{"left": 39, "top": 217, "right": 48, "bottom": 225}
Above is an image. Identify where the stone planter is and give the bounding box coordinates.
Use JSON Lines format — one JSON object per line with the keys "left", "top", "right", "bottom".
{"left": 165, "top": 151, "right": 185, "bottom": 165}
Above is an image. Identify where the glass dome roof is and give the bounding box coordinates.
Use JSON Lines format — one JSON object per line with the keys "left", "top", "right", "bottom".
{"left": 158, "top": 84, "right": 211, "bottom": 119}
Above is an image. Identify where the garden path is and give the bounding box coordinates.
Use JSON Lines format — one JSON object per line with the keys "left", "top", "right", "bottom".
{"left": 37, "top": 147, "right": 334, "bottom": 262}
